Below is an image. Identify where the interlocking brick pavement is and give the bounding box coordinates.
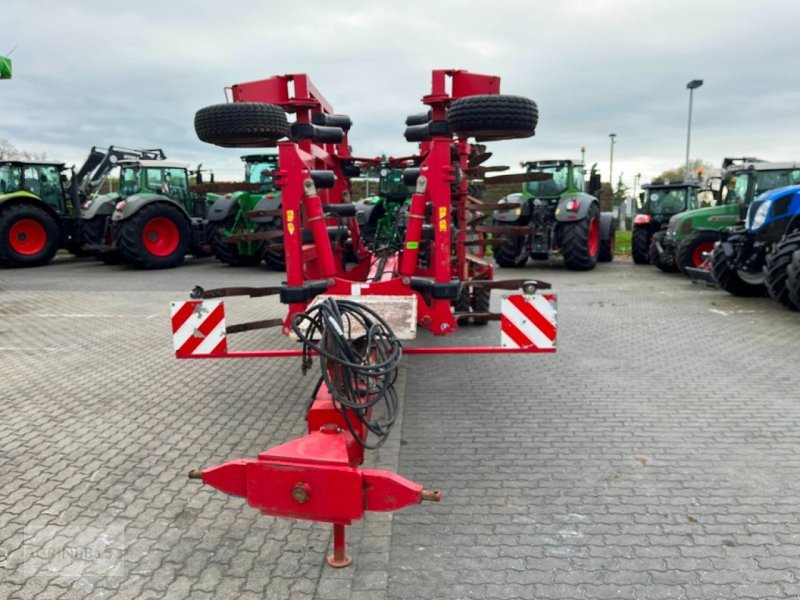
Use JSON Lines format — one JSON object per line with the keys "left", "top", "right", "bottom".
{"left": 2, "top": 254, "right": 799, "bottom": 599}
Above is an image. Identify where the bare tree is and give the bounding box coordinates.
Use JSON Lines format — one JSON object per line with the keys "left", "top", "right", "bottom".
{"left": 0, "top": 138, "right": 47, "bottom": 160}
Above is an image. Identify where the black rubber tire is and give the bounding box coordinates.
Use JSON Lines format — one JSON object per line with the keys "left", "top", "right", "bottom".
{"left": 210, "top": 217, "right": 261, "bottom": 267}
{"left": 598, "top": 228, "right": 615, "bottom": 263}
{"left": 631, "top": 227, "right": 650, "bottom": 265}
{"left": 68, "top": 215, "right": 109, "bottom": 257}
{"left": 786, "top": 249, "right": 800, "bottom": 309}
{"left": 650, "top": 231, "right": 679, "bottom": 272}
{"left": 117, "top": 204, "right": 190, "bottom": 269}
{"left": 710, "top": 234, "right": 766, "bottom": 297}
{"left": 195, "top": 103, "right": 289, "bottom": 148}
{"left": 447, "top": 95, "right": 538, "bottom": 141}
{"left": 259, "top": 221, "right": 286, "bottom": 271}
{"left": 0, "top": 204, "right": 60, "bottom": 267}
{"left": 493, "top": 233, "right": 526, "bottom": 268}
{"left": 765, "top": 231, "right": 800, "bottom": 310}
{"left": 561, "top": 203, "right": 600, "bottom": 271}
{"left": 472, "top": 287, "right": 491, "bottom": 327}
{"left": 677, "top": 230, "right": 722, "bottom": 273}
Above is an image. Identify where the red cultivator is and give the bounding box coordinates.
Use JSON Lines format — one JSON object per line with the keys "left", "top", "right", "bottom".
{"left": 179, "top": 70, "right": 555, "bottom": 566}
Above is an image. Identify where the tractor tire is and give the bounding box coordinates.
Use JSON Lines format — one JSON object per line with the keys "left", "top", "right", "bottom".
{"left": 677, "top": 230, "right": 721, "bottom": 273}
{"left": 493, "top": 233, "right": 526, "bottom": 268}
{"left": 69, "top": 215, "right": 109, "bottom": 257}
{"left": 259, "top": 221, "right": 286, "bottom": 271}
{"left": 631, "top": 227, "right": 650, "bottom": 264}
{"left": 473, "top": 287, "right": 491, "bottom": 326}
{"left": 195, "top": 103, "right": 290, "bottom": 148}
{"left": 710, "top": 234, "right": 766, "bottom": 297}
{"left": 786, "top": 249, "right": 800, "bottom": 309}
{"left": 765, "top": 231, "right": 800, "bottom": 310}
{"left": 598, "top": 228, "right": 616, "bottom": 263}
{"left": 210, "top": 218, "right": 261, "bottom": 267}
{"left": 560, "top": 203, "right": 600, "bottom": 271}
{"left": 117, "top": 204, "right": 191, "bottom": 269}
{"left": 0, "top": 204, "right": 60, "bottom": 268}
{"left": 446, "top": 95, "right": 538, "bottom": 141}
{"left": 649, "top": 231, "right": 679, "bottom": 272}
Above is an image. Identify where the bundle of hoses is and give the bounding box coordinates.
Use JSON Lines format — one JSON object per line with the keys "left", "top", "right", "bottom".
{"left": 290, "top": 298, "right": 402, "bottom": 449}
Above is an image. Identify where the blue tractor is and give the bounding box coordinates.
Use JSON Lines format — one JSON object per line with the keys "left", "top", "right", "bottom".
{"left": 709, "top": 184, "right": 800, "bottom": 309}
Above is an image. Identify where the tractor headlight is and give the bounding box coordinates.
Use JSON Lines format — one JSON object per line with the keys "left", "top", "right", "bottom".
{"left": 749, "top": 201, "right": 770, "bottom": 230}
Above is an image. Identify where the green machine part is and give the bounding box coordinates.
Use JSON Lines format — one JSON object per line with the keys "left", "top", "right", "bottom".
{"left": 0, "top": 56, "right": 11, "bottom": 80}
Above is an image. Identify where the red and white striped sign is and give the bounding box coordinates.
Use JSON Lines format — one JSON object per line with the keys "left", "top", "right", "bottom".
{"left": 170, "top": 300, "right": 228, "bottom": 357}
{"left": 500, "top": 294, "right": 557, "bottom": 350}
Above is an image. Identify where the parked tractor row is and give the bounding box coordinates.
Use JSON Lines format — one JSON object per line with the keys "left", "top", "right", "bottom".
{"left": 631, "top": 157, "right": 800, "bottom": 311}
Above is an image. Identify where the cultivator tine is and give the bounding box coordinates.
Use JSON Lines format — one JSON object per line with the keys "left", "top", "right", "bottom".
{"left": 466, "top": 195, "right": 484, "bottom": 205}
{"left": 467, "top": 151, "right": 493, "bottom": 167}
{"left": 474, "top": 224, "right": 530, "bottom": 235}
{"left": 465, "top": 165, "right": 509, "bottom": 176}
{"left": 191, "top": 285, "right": 283, "bottom": 299}
{"left": 465, "top": 202, "right": 521, "bottom": 212}
{"left": 483, "top": 172, "right": 553, "bottom": 185}
{"left": 245, "top": 209, "right": 283, "bottom": 218}
{"left": 226, "top": 319, "right": 284, "bottom": 334}
{"left": 223, "top": 229, "right": 284, "bottom": 243}
{"left": 454, "top": 311, "right": 501, "bottom": 322}
{"left": 466, "top": 214, "right": 492, "bottom": 227}
{"left": 463, "top": 278, "right": 552, "bottom": 291}
{"left": 458, "top": 237, "right": 500, "bottom": 245}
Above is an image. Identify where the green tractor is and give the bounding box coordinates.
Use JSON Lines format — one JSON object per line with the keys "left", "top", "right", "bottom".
{"left": 97, "top": 160, "right": 214, "bottom": 268}
{"left": 354, "top": 166, "right": 414, "bottom": 253}
{"left": 0, "top": 159, "right": 84, "bottom": 267}
{"left": 631, "top": 182, "right": 699, "bottom": 269}
{"left": 656, "top": 158, "right": 800, "bottom": 273}
{"left": 206, "top": 153, "right": 282, "bottom": 267}
{"left": 492, "top": 159, "right": 616, "bottom": 270}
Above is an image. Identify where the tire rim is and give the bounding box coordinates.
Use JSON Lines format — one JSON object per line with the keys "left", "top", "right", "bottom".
{"left": 738, "top": 269, "right": 766, "bottom": 286}
{"left": 692, "top": 242, "right": 716, "bottom": 268}
{"left": 142, "top": 217, "right": 179, "bottom": 257}
{"left": 9, "top": 219, "right": 47, "bottom": 255}
{"left": 588, "top": 217, "right": 599, "bottom": 257}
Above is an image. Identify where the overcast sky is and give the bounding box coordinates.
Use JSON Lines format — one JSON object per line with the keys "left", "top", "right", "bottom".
{"left": 2, "top": 0, "right": 799, "bottom": 191}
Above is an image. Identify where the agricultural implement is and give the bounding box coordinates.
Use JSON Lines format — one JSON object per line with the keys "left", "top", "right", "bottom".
{"left": 206, "top": 153, "right": 285, "bottom": 268}
{"left": 176, "top": 70, "right": 558, "bottom": 566}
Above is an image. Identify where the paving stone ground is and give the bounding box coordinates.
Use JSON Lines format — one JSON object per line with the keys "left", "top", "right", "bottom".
{"left": 1, "top": 254, "right": 799, "bottom": 599}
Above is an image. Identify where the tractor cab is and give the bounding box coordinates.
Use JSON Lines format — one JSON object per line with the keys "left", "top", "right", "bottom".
{"left": 718, "top": 162, "right": 800, "bottom": 211}
{"left": 118, "top": 160, "right": 191, "bottom": 204}
{"left": 0, "top": 160, "right": 72, "bottom": 215}
{"left": 523, "top": 160, "right": 584, "bottom": 202}
{"left": 637, "top": 182, "right": 698, "bottom": 219}
{"left": 243, "top": 154, "right": 279, "bottom": 194}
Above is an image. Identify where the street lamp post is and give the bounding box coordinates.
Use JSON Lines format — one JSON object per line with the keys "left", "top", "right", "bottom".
{"left": 608, "top": 133, "right": 617, "bottom": 186}
{"left": 685, "top": 79, "right": 703, "bottom": 181}
{"left": 580, "top": 145, "right": 586, "bottom": 164}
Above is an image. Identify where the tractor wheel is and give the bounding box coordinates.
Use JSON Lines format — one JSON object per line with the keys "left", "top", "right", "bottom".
{"left": 786, "top": 249, "right": 800, "bottom": 309}
{"left": 598, "top": 228, "right": 616, "bottom": 263}
{"left": 117, "top": 204, "right": 190, "bottom": 269}
{"left": 677, "top": 230, "right": 721, "bottom": 273}
{"left": 631, "top": 227, "right": 650, "bottom": 264}
{"left": 472, "top": 287, "right": 491, "bottom": 326}
{"left": 0, "top": 204, "right": 60, "bottom": 267}
{"left": 710, "top": 233, "right": 766, "bottom": 297}
{"left": 446, "top": 95, "right": 538, "bottom": 141}
{"left": 210, "top": 218, "right": 261, "bottom": 267}
{"left": 195, "top": 103, "right": 290, "bottom": 148}
{"left": 560, "top": 203, "right": 600, "bottom": 271}
{"left": 765, "top": 231, "right": 800, "bottom": 310}
{"left": 493, "top": 233, "right": 526, "bottom": 268}
{"left": 258, "top": 221, "right": 286, "bottom": 271}
{"left": 649, "top": 231, "right": 679, "bottom": 272}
